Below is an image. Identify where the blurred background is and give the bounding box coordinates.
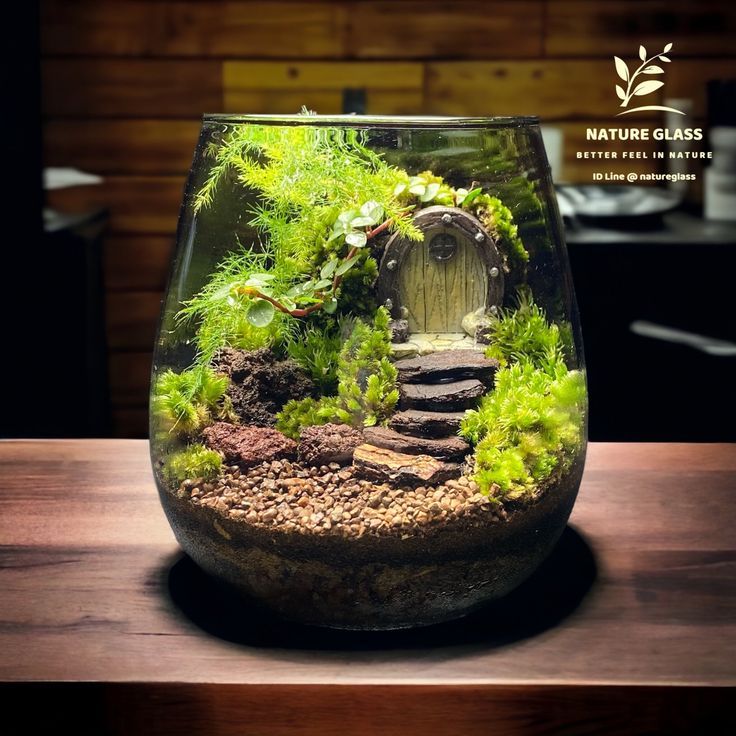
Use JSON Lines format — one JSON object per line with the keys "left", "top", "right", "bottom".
{"left": 5, "top": 0, "right": 735, "bottom": 440}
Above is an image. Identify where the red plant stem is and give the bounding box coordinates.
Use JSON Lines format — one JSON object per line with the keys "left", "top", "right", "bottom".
{"left": 238, "top": 214, "right": 404, "bottom": 319}
{"left": 365, "top": 217, "right": 394, "bottom": 240}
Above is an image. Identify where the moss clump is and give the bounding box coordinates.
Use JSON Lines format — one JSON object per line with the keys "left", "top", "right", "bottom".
{"left": 483, "top": 290, "right": 565, "bottom": 370}
{"left": 276, "top": 308, "right": 399, "bottom": 438}
{"left": 460, "top": 360, "right": 585, "bottom": 498}
{"left": 164, "top": 444, "right": 222, "bottom": 484}
{"left": 152, "top": 364, "right": 234, "bottom": 436}
{"left": 468, "top": 193, "right": 528, "bottom": 274}
{"left": 460, "top": 298, "right": 585, "bottom": 500}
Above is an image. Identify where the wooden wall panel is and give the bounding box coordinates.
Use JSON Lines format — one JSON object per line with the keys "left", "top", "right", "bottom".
{"left": 425, "top": 61, "right": 636, "bottom": 120}
{"left": 41, "top": 1, "right": 345, "bottom": 59}
{"left": 40, "top": 1, "right": 542, "bottom": 60}
{"left": 223, "top": 61, "right": 424, "bottom": 114}
{"left": 104, "top": 236, "right": 174, "bottom": 291}
{"left": 42, "top": 60, "right": 222, "bottom": 117}
{"left": 44, "top": 120, "right": 200, "bottom": 175}
{"left": 106, "top": 292, "right": 163, "bottom": 351}
{"left": 345, "top": 2, "right": 543, "bottom": 59}
{"left": 48, "top": 176, "right": 185, "bottom": 234}
{"left": 545, "top": 0, "right": 736, "bottom": 57}
{"left": 108, "top": 352, "right": 153, "bottom": 406}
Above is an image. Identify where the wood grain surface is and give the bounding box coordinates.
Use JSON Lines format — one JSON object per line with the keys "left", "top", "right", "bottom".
{"left": 0, "top": 441, "right": 734, "bottom": 733}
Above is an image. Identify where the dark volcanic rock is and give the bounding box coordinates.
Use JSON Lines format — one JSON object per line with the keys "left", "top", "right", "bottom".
{"left": 400, "top": 379, "right": 485, "bottom": 411}
{"left": 363, "top": 426, "right": 470, "bottom": 461}
{"left": 389, "top": 409, "right": 467, "bottom": 438}
{"left": 202, "top": 422, "right": 296, "bottom": 467}
{"left": 298, "top": 423, "right": 364, "bottom": 467}
{"left": 389, "top": 318, "right": 410, "bottom": 344}
{"left": 212, "top": 347, "right": 315, "bottom": 427}
{"left": 394, "top": 350, "right": 498, "bottom": 385}
{"left": 352, "top": 444, "right": 461, "bottom": 487}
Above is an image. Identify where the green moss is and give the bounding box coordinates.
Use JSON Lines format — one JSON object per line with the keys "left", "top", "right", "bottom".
{"left": 152, "top": 364, "right": 233, "bottom": 437}
{"left": 483, "top": 290, "right": 566, "bottom": 371}
{"left": 461, "top": 360, "right": 586, "bottom": 499}
{"left": 461, "top": 298, "right": 585, "bottom": 500}
{"left": 276, "top": 308, "right": 399, "bottom": 438}
{"left": 467, "top": 193, "right": 529, "bottom": 273}
{"left": 164, "top": 443, "right": 223, "bottom": 484}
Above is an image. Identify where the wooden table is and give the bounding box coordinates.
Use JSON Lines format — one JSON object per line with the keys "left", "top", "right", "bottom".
{"left": 1, "top": 441, "right": 734, "bottom": 735}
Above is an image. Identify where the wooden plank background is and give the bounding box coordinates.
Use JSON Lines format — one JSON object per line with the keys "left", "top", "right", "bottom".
{"left": 39, "top": 0, "right": 736, "bottom": 437}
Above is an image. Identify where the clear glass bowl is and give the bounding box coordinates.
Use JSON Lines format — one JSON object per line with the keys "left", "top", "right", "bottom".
{"left": 150, "top": 114, "right": 587, "bottom": 630}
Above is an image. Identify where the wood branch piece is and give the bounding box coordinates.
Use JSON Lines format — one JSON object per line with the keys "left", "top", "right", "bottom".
{"left": 352, "top": 444, "right": 461, "bottom": 487}
{"left": 363, "top": 426, "right": 470, "bottom": 462}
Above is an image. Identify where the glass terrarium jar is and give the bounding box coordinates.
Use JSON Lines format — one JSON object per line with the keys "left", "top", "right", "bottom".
{"left": 150, "top": 114, "right": 587, "bottom": 630}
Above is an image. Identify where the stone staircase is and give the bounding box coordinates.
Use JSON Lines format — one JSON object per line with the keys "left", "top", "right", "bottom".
{"left": 364, "top": 351, "right": 499, "bottom": 464}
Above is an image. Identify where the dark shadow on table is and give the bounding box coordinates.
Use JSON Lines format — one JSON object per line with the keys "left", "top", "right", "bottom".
{"left": 163, "top": 525, "right": 596, "bottom": 652}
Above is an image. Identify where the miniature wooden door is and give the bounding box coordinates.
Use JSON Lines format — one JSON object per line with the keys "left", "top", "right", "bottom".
{"left": 378, "top": 206, "right": 504, "bottom": 334}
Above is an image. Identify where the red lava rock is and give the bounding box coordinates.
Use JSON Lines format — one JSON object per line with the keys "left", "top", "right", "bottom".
{"left": 202, "top": 422, "right": 296, "bottom": 467}
{"left": 298, "top": 423, "right": 364, "bottom": 467}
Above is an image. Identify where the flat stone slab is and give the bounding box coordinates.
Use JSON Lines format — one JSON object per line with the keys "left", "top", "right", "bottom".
{"left": 400, "top": 379, "right": 485, "bottom": 411}
{"left": 395, "top": 350, "right": 499, "bottom": 384}
{"left": 352, "top": 444, "right": 461, "bottom": 487}
{"left": 390, "top": 332, "right": 481, "bottom": 359}
{"left": 363, "top": 426, "right": 471, "bottom": 462}
{"left": 389, "top": 409, "right": 467, "bottom": 438}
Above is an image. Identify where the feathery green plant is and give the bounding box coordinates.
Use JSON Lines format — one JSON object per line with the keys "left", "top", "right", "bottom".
{"left": 177, "top": 248, "right": 298, "bottom": 362}
{"left": 164, "top": 443, "right": 223, "bottom": 484}
{"left": 152, "top": 364, "right": 233, "bottom": 436}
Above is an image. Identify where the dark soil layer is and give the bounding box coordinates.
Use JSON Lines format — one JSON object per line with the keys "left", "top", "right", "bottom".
{"left": 157, "top": 453, "right": 586, "bottom": 630}
{"left": 212, "top": 347, "right": 314, "bottom": 426}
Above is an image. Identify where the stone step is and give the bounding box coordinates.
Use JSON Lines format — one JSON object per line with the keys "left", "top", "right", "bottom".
{"left": 389, "top": 409, "right": 467, "bottom": 438}
{"left": 363, "top": 426, "right": 471, "bottom": 462}
{"left": 352, "top": 444, "right": 461, "bottom": 487}
{"left": 399, "top": 379, "right": 485, "bottom": 412}
{"left": 394, "top": 350, "right": 498, "bottom": 385}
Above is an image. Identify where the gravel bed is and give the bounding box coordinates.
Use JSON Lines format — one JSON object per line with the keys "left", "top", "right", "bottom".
{"left": 177, "top": 459, "right": 507, "bottom": 539}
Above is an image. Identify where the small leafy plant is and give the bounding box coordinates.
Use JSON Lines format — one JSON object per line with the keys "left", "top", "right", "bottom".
{"left": 276, "top": 308, "right": 399, "bottom": 437}
{"left": 152, "top": 365, "right": 233, "bottom": 436}
{"left": 164, "top": 443, "right": 223, "bottom": 484}
{"left": 284, "top": 320, "right": 350, "bottom": 394}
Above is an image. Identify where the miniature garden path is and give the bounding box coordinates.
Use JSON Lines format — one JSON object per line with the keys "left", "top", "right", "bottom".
{"left": 390, "top": 331, "right": 481, "bottom": 359}
{"left": 372, "top": 350, "right": 500, "bottom": 463}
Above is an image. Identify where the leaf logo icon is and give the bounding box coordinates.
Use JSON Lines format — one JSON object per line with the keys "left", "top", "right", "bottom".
{"left": 614, "top": 42, "right": 683, "bottom": 116}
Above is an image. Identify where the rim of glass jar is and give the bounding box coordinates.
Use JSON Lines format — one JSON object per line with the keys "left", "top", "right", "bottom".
{"left": 202, "top": 113, "right": 539, "bottom": 129}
